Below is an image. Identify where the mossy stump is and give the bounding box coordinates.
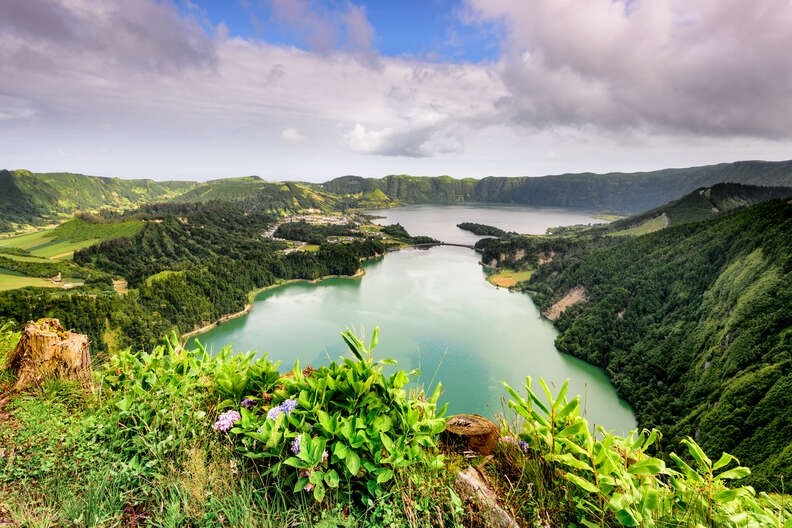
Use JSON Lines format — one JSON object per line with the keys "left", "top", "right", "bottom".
{"left": 442, "top": 414, "right": 500, "bottom": 455}
{"left": 6, "top": 318, "right": 91, "bottom": 390}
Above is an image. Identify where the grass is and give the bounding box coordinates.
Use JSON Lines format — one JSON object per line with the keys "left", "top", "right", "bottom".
{"left": 610, "top": 213, "right": 668, "bottom": 237}
{"left": 302, "top": 244, "right": 320, "bottom": 252}
{"left": 0, "top": 272, "right": 56, "bottom": 291}
{"left": 486, "top": 269, "right": 534, "bottom": 288}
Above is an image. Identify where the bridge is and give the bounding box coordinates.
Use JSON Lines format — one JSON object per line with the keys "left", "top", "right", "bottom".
{"left": 410, "top": 242, "right": 476, "bottom": 250}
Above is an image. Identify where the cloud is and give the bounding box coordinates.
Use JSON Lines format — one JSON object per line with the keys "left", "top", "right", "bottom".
{"left": 1, "top": 0, "right": 791, "bottom": 181}
{"left": 464, "top": 0, "right": 792, "bottom": 138}
{"left": 281, "top": 127, "right": 305, "bottom": 141}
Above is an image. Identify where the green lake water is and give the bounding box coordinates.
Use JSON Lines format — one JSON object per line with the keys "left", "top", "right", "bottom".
{"left": 191, "top": 205, "right": 636, "bottom": 433}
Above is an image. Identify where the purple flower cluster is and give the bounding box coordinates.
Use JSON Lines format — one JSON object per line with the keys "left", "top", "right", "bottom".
{"left": 291, "top": 434, "right": 302, "bottom": 455}
{"left": 266, "top": 398, "right": 299, "bottom": 420}
{"left": 213, "top": 410, "right": 241, "bottom": 432}
{"left": 518, "top": 440, "right": 530, "bottom": 454}
{"left": 241, "top": 398, "right": 256, "bottom": 409}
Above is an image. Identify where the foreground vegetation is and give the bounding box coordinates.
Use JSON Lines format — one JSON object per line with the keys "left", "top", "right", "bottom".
{"left": 1, "top": 325, "right": 790, "bottom": 527}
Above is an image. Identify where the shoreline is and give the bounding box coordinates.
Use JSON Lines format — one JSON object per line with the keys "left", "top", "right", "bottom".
{"left": 180, "top": 267, "right": 367, "bottom": 342}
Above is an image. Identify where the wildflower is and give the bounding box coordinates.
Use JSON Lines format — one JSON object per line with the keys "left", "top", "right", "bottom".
{"left": 241, "top": 398, "right": 256, "bottom": 409}
{"left": 257, "top": 425, "right": 263, "bottom": 434}
{"left": 518, "top": 440, "right": 530, "bottom": 454}
{"left": 280, "top": 398, "right": 299, "bottom": 414}
{"left": 321, "top": 449, "right": 328, "bottom": 463}
{"left": 266, "top": 398, "right": 300, "bottom": 420}
{"left": 500, "top": 435, "right": 516, "bottom": 444}
{"left": 213, "top": 410, "right": 241, "bottom": 432}
{"left": 292, "top": 434, "right": 302, "bottom": 455}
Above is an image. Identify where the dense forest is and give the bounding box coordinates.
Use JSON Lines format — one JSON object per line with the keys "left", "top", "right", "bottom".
{"left": 457, "top": 222, "right": 508, "bottom": 237}
{"left": 520, "top": 199, "right": 792, "bottom": 488}
{"left": 274, "top": 221, "right": 361, "bottom": 244}
{"left": 0, "top": 202, "right": 385, "bottom": 354}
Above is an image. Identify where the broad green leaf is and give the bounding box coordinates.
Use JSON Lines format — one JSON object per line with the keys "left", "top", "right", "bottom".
{"left": 715, "top": 466, "right": 751, "bottom": 480}
{"left": 313, "top": 481, "right": 325, "bottom": 502}
{"left": 564, "top": 471, "right": 598, "bottom": 493}
{"left": 627, "top": 457, "right": 665, "bottom": 476}
{"left": 376, "top": 469, "right": 394, "bottom": 484}
{"left": 325, "top": 469, "right": 340, "bottom": 488}
{"left": 346, "top": 451, "right": 361, "bottom": 476}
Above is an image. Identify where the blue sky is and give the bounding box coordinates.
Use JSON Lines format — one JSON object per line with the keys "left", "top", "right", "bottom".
{"left": 180, "top": 0, "right": 503, "bottom": 62}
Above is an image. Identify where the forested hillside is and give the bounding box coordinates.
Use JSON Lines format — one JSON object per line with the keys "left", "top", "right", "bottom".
{"left": 0, "top": 170, "right": 195, "bottom": 231}
{"left": 526, "top": 199, "right": 792, "bottom": 488}
{"left": 320, "top": 160, "right": 792, "bottom": 214}
{"left": 5, "top": 160, "right": 792, "bottom": 233}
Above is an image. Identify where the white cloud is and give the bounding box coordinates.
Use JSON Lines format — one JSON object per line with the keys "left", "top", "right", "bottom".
{"left": 1, "top": 0, "right": 792, "bottom": 181}
{"left": 281, "top": 127, "right": 305, "bottom": 141}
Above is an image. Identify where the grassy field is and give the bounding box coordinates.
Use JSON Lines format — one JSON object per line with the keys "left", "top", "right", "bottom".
{"left": 610, "top": 213, "right": 668, "bottom": 237}
{"left": 486, "top": 268, "right": 534, "bottom": 288}
{"left": 0, "top": 217, "right": 143, "bottom": 261}
{"left": 0, "top": 273, "right": 55, "bottom": 291}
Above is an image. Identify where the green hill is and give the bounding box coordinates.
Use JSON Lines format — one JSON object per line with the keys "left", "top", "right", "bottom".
{"left": 604, "top": 183, "right": 792, "bottom": 235}
{"left": 320, "top": 160, "right": 792, "bottom": 214}
{"left": 172, "top": 177, "right": 347, "bottom": 213}
{"left": 0, "top": 170, "right": 196, "bottom": 232}
{"left": 526, "top": 198, "right": 792, "bottom": 487}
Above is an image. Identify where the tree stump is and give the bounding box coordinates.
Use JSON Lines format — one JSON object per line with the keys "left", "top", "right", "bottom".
{"left": 6, "top": 318, "right": 91, "bottom": 390}
{"left": 442, "top": 414, "right": 500, "bottom": 455}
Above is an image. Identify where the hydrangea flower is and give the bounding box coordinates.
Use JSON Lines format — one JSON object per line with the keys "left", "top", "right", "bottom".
{"left": 213, "top": 410, "right": 241, "bottom": 432}
{"left": 291, "top": 434, "right": 302, "bottom": 455}
{"left": 266, "top": 398, "right": 300, "bottom": 420}
{"left": 280, "top": 399, "right": 299, "bottom": 414}
{"left": 241, "top": 398, "right": 256, "bottom": 409}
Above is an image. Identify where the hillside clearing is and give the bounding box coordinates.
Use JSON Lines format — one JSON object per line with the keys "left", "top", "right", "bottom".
{"left": 486, "top": 269, "right": 534, "bottom": 288}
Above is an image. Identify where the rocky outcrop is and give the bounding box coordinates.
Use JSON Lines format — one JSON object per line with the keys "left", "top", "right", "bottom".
{"left": 455, "top": 467, "right": 521, "bottom": 528}
{"left": 543, "top": 286, "right": 588, "bottom": 321}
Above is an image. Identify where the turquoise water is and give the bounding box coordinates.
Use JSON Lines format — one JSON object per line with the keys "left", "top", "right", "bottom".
{"left": 191, "top": 206, "right": 635, "bottom": 433}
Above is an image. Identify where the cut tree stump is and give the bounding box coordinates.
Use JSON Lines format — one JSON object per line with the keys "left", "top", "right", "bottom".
{"left": 442, "top": 414, "right": 500, "bottom": 455}
{"left": 6, "top": 318, "right": 91, "bottom": 391}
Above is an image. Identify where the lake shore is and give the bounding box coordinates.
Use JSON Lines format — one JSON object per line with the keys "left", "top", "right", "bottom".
{"left": 181, "top": 268, "right": 367, "bottom": 342}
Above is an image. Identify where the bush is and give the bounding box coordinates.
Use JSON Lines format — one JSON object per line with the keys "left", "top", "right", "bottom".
{"left": 220, "top": 328, "right": 447, "bottom": 503}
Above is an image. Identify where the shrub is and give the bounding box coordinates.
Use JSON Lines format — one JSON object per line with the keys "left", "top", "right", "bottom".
{"left": 221, "top": 328, "right": 447, "bottom": 503}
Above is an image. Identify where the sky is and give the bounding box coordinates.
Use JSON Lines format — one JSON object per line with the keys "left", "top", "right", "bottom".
{"left": 1, "top": 0, "right": 792, "bottom": 182}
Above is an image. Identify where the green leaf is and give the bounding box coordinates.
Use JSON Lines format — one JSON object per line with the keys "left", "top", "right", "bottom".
{"left": 627, "top": 457, "right": 665, "bottom": 476}
{"left": 376, "top": 469, "right": 394, "bottom": 484}
{"left": 564, "top": 471, "right": 598, "bottom": 494}
{"left": 294, "top": 477, "right": 308, "bottom": 493}
{"left": 346, "top": 451, "right": 361, "bottom": 476}
{"left": 333, "top": 441, "right": 349, "bottom": 460}
{"left": 712, "top": 452, "right": 738, "bottom": 471}
{"left": 557, "top": 420, "right": 588, "bottom": 438}
{"left": 324, "top": 469, "right": 340, "bottom": 488}
{"left": 615, "top": 508, "right": 639, "bottom": 527}
{"left": 317, "top": 410, "right": 333, "bottom": 433}
{"left": 283, "top": 457, "right": 305, "bottom": 468}
{"left": 380, "top": 432, "right": 394, "bottom": 452}
{"left": 309, "top": 470, "right": 324, "bottom": 485}
{"left": 715, "top": 466, "right": 751, "bottom": 481}
{"left": 313, "top": 481, "right": 326, "bottom": 502}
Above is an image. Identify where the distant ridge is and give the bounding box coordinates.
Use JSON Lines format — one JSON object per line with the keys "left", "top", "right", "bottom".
{"left": 4, "top": 159, "right": 792, "bottom": 232}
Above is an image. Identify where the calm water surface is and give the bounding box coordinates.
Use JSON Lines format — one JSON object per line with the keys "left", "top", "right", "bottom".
{"left": 193, "top": 205, "right": 635, "bottom": 433}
